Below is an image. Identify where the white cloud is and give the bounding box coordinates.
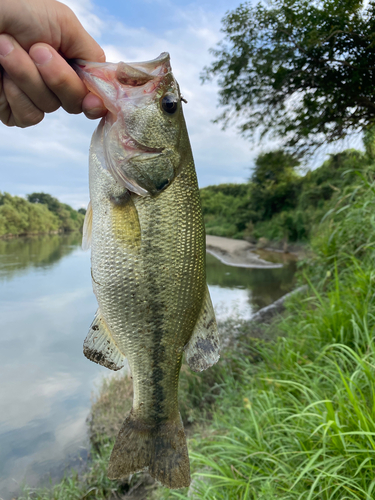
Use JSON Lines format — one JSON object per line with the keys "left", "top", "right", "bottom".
{"left": 61, "top": 0, "right": 104, "bottom": 38}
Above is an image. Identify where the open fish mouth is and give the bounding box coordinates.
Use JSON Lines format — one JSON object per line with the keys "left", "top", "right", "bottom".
{"left": 73, "top": 53, "right": 171, "bottom": 106}
{"left": 74, "top": 54, "right": 176, "bottom": 196}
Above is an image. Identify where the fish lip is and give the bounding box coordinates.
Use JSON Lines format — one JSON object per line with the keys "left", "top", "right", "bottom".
{"left": 73, "top": 52, "right": 171, "bottom": 76}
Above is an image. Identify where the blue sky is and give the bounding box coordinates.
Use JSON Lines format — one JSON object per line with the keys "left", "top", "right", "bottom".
{"left": 0, "top": 0, "right": 362, "bottom": 208}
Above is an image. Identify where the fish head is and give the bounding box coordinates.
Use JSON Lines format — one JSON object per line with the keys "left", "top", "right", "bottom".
{"left": 75, "top": 53, "right": 187, "bottom": 196}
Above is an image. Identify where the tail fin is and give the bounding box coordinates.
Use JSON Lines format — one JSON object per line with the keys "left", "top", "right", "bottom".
{"left": 107, "top": 410, "right": 190, "bottom": 489}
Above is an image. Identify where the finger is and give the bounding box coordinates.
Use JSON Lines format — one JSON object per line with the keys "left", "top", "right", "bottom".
{"left": 2, "top": 72, "right": 44, "bottom": 128}
{"left": 30, "top": 43, "right": 89, "bottom": 114}
{"left": 0, "top": 34, "right": 60, "bottom": 113}
{"left": 0, "top": 69, "right": 12, "bottom": 126}
{"left": 82, "top": 92, "right": 107, "bottom": 120}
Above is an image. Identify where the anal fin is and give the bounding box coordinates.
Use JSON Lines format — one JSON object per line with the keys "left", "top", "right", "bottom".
{"left": 84, "top": 309, "right": 125, "bottom": 371}
{"left": 184, "top": 284, "right": 220, "bottom": 372}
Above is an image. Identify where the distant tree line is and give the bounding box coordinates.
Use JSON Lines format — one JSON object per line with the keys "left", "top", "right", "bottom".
{"left": 201, "top": 148, "right": 369, "bottom": 242}
{"left": 0, "top": 192, "right": 85, "bottom": 238}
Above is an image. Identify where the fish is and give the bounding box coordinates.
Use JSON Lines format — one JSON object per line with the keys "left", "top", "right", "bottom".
{"left": 75, "top": 53, "right": 220, "bottom": 489}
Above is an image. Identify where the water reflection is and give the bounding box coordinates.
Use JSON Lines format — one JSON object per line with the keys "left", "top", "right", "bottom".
{"left": 206, "top": 252, "right": 296, "bottom": 318}
{"left": 0, "top": 234, "right": 107, "bottom": 499}
{"left": 0, "top": 233, "right": 82, "bottom": 281}
{"left": 0, "top": 235, "right": 296, "bottom": 499}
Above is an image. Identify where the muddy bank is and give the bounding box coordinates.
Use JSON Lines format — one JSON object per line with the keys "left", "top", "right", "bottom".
{"left": 206, "top": 235, "right": 282, "bottom": 268}
{"left": 206, "top": 235, "right": 303, "bottom": 268}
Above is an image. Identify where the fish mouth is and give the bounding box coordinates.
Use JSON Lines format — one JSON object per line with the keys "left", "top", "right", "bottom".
{"left": 73, "top": 53, "right": 171, "bottom": 104}
{"left": 73, "top": 53, "right": 169, "bottom": 157}
{"left": 73, "top": 52, "right": 170, "bottom": 79}
{"left": 74, "top": 54, "right": 174, "bottom": 196}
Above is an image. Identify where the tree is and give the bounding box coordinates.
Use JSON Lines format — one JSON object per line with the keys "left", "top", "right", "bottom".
{"left": 251, "top": 150, "right": 300, "bottom": 184}
{"left": 202, "top": 0, "right": 375, "bottom": 154}
{"left": 248, "top": 150, "right": 301, "bottom": 219}
{"left": 27, "top": 192, "right": 60, "bottom": 214}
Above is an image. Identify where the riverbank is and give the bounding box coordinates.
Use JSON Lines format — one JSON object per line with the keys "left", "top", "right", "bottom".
{"left": 206, "top": 235, "right": 283, "bottom": 268}
{"left": 206, "top": 234, "right": 305, "bottom": 269}
{"left": 17, "top": 158, "right": 375, "bottom": 500}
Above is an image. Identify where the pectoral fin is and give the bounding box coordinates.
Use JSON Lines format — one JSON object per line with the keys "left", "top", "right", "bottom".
{"left": 184, "top": 286, "right": 220, "bottom": 372}
{"left": 84, "top": 309, "right": 125, "bottom": 371}
{"left": 82, "top": 201, "right": 93, "bottom": 251}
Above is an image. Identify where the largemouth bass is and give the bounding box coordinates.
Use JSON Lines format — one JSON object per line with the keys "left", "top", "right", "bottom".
{"left": 76, "top": 53, "right": 220, "bottom": 489}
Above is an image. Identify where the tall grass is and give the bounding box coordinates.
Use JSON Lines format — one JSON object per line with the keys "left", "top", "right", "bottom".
{"left": 155, "top": 166, "right": 375, "bottom": 499}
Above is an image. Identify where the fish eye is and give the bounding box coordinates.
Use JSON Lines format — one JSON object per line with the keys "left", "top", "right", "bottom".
{"left": 161, "top": 94, "right": 179, "bottom": 114}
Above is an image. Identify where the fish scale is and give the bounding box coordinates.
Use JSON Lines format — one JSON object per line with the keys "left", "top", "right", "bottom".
{"left": 76, "top": 52, "right": 220, "bottom": 489}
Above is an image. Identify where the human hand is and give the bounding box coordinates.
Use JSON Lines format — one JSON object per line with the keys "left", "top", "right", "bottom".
{"left": 0, "top": 0, "right": 107, "bottom": 127}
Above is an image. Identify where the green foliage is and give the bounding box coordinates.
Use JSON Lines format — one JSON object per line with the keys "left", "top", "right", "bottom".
{"left": 0, "top": 192, "right": 85, "bottom": 237}
{"left": 202, "top": 0, "right": 375, "bottom": 153}
{"left": 309, "top": 168, "right": 375, "bottom": 269}
{"left": 249, "top": 150, "right": 301, "bottom": 220}
{"left": 0, "top": 192, "right": 60, "bottom": 237}
{"left": 251, "top": 150, "right": 300, "bottom": 185}
{"left": 363, "top": 125, "right": 375, "bottom": 160}
{"left": 27, "top": 193, "right": 60, "bottom": 213}
{"left": 201, "top": 148, "right": 369, "bottom": 242}
{"left": 201, "top": 183, "right": 252, "bottom": 238}
{"left": 156, "top": 165, "right": 375, "bottom": 500}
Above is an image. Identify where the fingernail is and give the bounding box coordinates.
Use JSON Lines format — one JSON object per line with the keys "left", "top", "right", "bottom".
{"left": 31, "top": 46, "right": 52, "bottom": 65}
{"left": 0, "top": 36, "right": 14, "bottom": 57}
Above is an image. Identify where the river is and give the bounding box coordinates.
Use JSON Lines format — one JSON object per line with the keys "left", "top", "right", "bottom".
{"left": 0, "top": 234, "right": 296, "bottom": 499}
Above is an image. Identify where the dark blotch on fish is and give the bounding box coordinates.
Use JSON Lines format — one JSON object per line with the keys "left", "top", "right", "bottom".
{"left": 110, "top": 191, "right": 131, "bottom": 206}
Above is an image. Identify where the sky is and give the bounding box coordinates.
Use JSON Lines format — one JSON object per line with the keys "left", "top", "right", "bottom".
{"left": 0, "top": 0, "right": 364, "bottom": 209}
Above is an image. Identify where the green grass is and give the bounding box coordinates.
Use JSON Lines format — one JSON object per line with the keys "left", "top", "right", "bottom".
{"left": 156, "top": 268, "right": 375, "bottom": 499}
{"left": 154, "top": 166, "right": 375, "bottom": 499}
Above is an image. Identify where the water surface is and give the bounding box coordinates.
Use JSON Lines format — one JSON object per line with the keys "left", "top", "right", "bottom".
{"left": 0, "top": 234, "right": 296, "bottom": 499}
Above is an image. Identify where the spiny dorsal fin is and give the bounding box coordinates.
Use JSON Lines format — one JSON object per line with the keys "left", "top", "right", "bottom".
{"left": 84, "top": 309, "right": 125, "bottom": 371}
{"left": 184, "top": 285, "right": 220, "bottom": 372}
{"left": 82, "top": 200, "right": 93, "bottom": 251}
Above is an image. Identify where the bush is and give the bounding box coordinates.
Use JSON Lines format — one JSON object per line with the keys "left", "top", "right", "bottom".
{"left": 0, "top": 191, "right": 84, "bottom": 237}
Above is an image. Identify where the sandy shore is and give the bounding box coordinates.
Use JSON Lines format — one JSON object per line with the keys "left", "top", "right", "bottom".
{"left": 206, "top": 235, "right": 283, "bottom": 269}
